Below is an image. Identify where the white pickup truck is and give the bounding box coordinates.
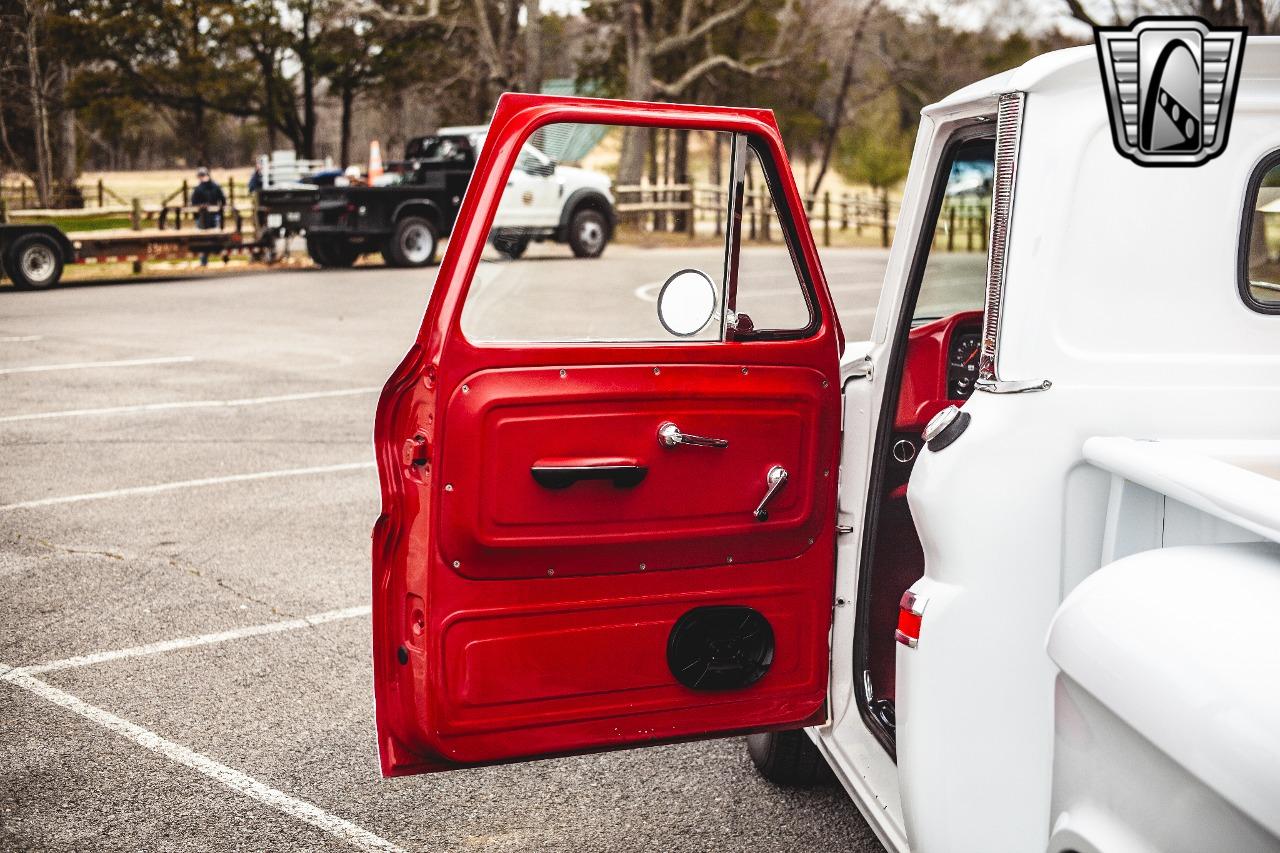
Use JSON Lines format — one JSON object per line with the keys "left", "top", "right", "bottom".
{"left": 369, "top": 36, "right": 1280, "bottom": 853}
{"left": 438, "top": 124, "right": 616, "bottom": 259}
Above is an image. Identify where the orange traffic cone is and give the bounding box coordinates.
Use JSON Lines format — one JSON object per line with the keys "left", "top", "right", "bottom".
{"left": 368, "top": 140, "right": 384, "bottom": 183}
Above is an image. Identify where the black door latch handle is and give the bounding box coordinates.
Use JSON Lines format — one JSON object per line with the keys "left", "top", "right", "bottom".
{"left": 531, "top": 458, "right": 648, "bottom": 489}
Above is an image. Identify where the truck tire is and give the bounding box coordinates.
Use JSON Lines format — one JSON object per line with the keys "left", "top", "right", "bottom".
{"left": 326, "top": 241, "right": 360, "bottom": 268}
{"left": 568, "top": 208, "right": 608, "bottom": 258}
{"left": 746, "top": 730, "right": 833, "bottom": 787}
{"left": 384, "top": 216, "right": 438, "bottom": 267}
{"left": 6, "top": 233, "right": 65, "bottom": 290}
{"left": 306, "top": 235, "right": 335, "bottom": 267}
{"left": 490, "top": 230, "right": 530, "bottom": 260}
{"left": 307, "top": 236, "right": 359, "bottom": 268}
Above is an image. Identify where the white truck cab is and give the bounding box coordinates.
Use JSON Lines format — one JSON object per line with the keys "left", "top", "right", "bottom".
{"left": 371, "top": 39, "right": 1280, "bottom": 853}
{"left": 439, "top": 124, "right": 616, "bottom": 258}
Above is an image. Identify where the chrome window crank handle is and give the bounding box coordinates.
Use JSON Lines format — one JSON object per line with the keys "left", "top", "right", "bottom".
{"left": 753, "top": 466, "right": 789, "bottom": 521}
{"left": 657, "top": 422, "right": 728, "bottom": 449}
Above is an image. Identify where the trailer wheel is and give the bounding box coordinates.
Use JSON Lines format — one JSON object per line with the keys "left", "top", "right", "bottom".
{"left": 6, "top": 233, "right": 64, "bottom": 290}
{"left": 384, "top": 217, "right": 438, "bottom": 268}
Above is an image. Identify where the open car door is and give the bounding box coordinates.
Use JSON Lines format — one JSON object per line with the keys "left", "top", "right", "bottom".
{"left": 372, "top": 94, "right": 844, "bottom": 776}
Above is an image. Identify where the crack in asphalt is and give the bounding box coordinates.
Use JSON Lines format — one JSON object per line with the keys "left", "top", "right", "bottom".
{"left": 30, "top": 536, "right": 125, "bottom": 561}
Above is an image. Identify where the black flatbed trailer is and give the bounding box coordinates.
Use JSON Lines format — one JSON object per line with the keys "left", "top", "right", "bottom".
{"left": 0, "top": 210, "right": 261, "bottom": 290}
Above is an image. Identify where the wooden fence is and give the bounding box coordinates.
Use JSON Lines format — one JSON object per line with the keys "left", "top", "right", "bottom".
{"left": 614, "top": 182, "right": 989, "bottom": 253}
{"left": 0, "top": 198, "right": 255, "bottom": 234}
{"left": 0, "top": 176, "right": 247, "bottom": 213}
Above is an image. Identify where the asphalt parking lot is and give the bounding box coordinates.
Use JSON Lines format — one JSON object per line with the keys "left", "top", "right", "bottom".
{"left": 0, "top": 245, "right": 891, "bottom": 853}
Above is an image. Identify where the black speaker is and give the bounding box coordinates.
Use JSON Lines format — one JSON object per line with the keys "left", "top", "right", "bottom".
{"left": 666, "top": 606, "right": 774, "bottom": 691}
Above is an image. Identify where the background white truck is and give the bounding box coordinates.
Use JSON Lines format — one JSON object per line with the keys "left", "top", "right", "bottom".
{"left": 436, "top": 125, "right": 616, "bottom": 260}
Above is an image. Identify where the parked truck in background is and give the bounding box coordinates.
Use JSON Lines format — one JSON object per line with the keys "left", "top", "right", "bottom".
{"left": 301, "top": 126, "right": 615, "bottom": 269}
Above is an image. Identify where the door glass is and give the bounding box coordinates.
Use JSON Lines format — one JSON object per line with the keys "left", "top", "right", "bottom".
{"left": 458, "top": 123, "right": 817, "bottom": 344}
{"left": 729, "top": 147, "right": 816, "bottom": 336}
{"left": 912, "top": 137, "right": 996, "bottom": 323}
{"left": 1244, "top": 157, "right": 1280, "bottom": 309}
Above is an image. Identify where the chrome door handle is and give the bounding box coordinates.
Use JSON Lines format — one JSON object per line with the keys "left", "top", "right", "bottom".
{"left": 657, "top": 422, "right": 728, "bottom": 449}
{"left": 753, "top": 466, "right": 789, "bottom": 521}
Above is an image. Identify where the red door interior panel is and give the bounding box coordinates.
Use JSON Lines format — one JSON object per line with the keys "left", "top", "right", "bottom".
{"left": 895, "top": 310, "right": 983, "bottom": 429}
{"left": 372, "top": 93, "right": 844, "bottom": 777}
{"left": 439, "top": 587, "right": 820, "bottom": 739}
{"left": 440, "top": 363, "right": 832, "bottom": 580}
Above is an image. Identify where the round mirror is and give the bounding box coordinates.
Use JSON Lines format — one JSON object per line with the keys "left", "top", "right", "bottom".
{"left": 657, "top": 269, "right": 717, "bottom": 337}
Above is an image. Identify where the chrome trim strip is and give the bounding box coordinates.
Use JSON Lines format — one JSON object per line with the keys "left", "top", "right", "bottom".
{"left": 977, "top": 92, "right": 1050, "bottom": 395}
{"left": 975, "top": 377, "right": 1052, "bottom": 394}
{"left": 721, "top": 134, "right": 748, "bottom": 337}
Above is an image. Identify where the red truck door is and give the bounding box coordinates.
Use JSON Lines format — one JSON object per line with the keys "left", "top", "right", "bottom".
{"left": 372, "top": 94, "right": 844, "bottom": 776}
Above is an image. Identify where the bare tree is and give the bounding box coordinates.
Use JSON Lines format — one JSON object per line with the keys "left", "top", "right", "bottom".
{"left": 346, "top": 0, "right": 542, "bottom": 114}
{"left": 525, "top": 0, "right": 541, "bottom": 92}
{"left": 21, "top": 0, "right": 54, "bottom": 205}
{"left": 808, "top": 0, "right": 881, "bottom": 196}
{"left": 56, "top": 59, "right": 74, "bottom": 185}
{"left": 614, "top": 0, "right": 793, "bottom": 186}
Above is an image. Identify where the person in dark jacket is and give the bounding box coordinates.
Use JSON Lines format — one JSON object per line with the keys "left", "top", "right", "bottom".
{"left": 248, "top": 165, "right": 263, "bottom": 194}
{"left": 191, "top": 167, "right": 226, "bottom": 266}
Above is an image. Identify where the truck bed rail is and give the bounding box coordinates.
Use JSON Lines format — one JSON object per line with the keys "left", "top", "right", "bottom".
{"left": 1083, "top": 437, "right": 1280, "bottom": 545}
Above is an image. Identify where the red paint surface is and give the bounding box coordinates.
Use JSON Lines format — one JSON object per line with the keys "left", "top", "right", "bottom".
{"left": 371, "top": 94, "right": 843, "bottom": 776}
{"left": 895, "top": 310, "right": 983, "bottom": 430}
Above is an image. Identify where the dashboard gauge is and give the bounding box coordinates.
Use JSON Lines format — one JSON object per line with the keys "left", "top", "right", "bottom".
{"left": 948, "top": 330, "right": 982, "bottom": 399}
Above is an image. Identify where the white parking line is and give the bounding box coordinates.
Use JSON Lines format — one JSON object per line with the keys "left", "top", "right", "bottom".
{"left": 0, "top": 335, "right": 42, "bottom": 342}
{"left": 0, "top": 386, "right": 381, "bottom": 423}
{"left": 1, "top": 666, "right": 404, "bottom": 853}
{"left": 0, "top": 355, "right": 195, "bottom": 375}
{"left": 12, "top": 605, "right": 372, "bottom": 676}
{"left": 0, "top": 461, "right": 376, "bottom": 512}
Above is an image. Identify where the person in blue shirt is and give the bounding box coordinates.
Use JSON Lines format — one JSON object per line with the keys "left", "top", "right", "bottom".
{"left": 190, "top": 167, "right": 226, "bottom": 266}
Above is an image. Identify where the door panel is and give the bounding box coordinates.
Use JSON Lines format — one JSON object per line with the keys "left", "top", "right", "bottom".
{"left": 372, "top": 93, "right": 843, "bottom": 776}
{"left": 441, "top": 363, "right": 832, "bottom": 580}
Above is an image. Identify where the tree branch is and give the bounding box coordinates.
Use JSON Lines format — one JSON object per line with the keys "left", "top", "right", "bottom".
{"left": 653, "top": 0, "right": 753, "bottom": 58}
{"left": 1061, "top": 0, "right": 1103, "bottom": 28}
{"left": 470, "top": 0, "right": 506, "bottom": 79}
{"left": 652, "top": 54, "right": 788, "bottom": 97}
{"left": 340, "top": 0, "right": 447, "bottom": 23}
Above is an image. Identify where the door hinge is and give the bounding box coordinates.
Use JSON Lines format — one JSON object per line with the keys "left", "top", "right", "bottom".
{"left": 844, "top": 356, "right": 873, "bottom": 382}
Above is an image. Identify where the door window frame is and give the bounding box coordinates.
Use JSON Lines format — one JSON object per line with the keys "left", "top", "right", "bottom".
{"left": 722, "top": 134, "right": 822, "bottom": 342}
{"left": 851, "top": 120, "right": 997, "bottom": 760}
{"left": 1238, "top": 147, "right": 1280, "bottom": 315}
{"left": 449, "top": 109, "right": 827, "bottom": 349}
